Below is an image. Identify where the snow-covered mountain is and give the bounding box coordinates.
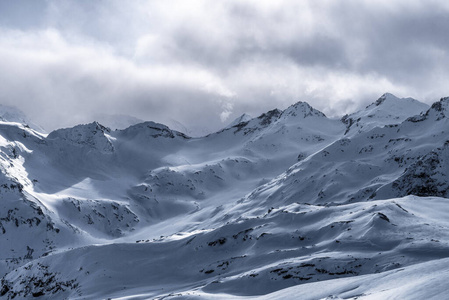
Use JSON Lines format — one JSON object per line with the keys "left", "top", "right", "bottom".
{"left": 0, "top": 104, "right": 46, "bottom": 133}
{"left": 341, "top": 93, "right": 429, "bottom": 136}
{"left": 1, "top": 93, "right": 449, "bottom": 299}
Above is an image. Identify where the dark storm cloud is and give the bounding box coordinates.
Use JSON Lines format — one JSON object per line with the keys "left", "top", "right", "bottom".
{"left": 0, "top": 0, "right": 448, "bottom": 134}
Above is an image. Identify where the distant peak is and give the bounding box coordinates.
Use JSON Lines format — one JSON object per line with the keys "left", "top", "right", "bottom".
{"left": 91, "top": 121, "right": 111, "bottom": 133}
{"left": 368, "top": 93, "right": 425, "bottom": 109}
{"left": 48, "top": 122, "right": 111, "bottom": 139}
{"left": 226, "top": 113, "right": 253, "bottom": 129}
{"left": 373, "top": 93, "right": 398, "bottom": 106}
{"left": 382, "top": 92, "right": 396, "bottom": 98}
{"left": 345, "top": 93, "right": 429, "bottom": 135}
{"left": 120, "top": 121, "right": 189, "bottom": 139}
{"left": 219, "top": 102, "right": 326, "bottom": 136}
{"left": 47, "top": 122, "right": 114, "bottom": 152}
{"left": 121, "top": 121, "right": 170, "bottom": 133}
{"left": 282, "top": 101, "right": 326, "bottom": 118}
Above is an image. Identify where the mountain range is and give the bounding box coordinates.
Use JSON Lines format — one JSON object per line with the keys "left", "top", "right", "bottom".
{"left": 0, "top": 93, "right": 448, "bottom": 299}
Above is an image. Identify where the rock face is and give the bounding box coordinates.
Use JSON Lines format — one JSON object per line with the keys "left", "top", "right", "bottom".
{"left": 378, "top": 141, "right": 449, "bottom": 198}
{"left": 1, "top": 94, "right": 449, "bottom": 300}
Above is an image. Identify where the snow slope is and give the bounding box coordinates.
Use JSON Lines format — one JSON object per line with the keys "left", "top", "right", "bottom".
{"left": 1, "top": 94, "right": 449, "bottom": 299}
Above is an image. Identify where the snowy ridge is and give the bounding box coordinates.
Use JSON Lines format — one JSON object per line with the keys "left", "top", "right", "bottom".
{"left": 281, "top": 101, "right": 327, "bottom": 119}
{"left": 1, "top": 94, "right": 449, "bottom": 299}
{"left": 342, "top": 93, "right": 429, "bottom": 136}
{"left": 47, "top": 122, "right": 114, "bottom": 153}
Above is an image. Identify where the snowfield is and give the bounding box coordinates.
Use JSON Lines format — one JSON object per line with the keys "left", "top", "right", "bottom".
{"left": 1, "top": 93, "right": 448, "bottom": 299}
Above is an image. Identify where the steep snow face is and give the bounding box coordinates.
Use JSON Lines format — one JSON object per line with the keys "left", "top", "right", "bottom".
{"left": 342, "top": 93, "right": 429, "bottom": 136}
{"left": 2, "top": 93, "right": 449, "bottom": 299}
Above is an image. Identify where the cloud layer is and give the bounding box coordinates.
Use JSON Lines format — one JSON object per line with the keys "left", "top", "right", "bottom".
{"left": 0, "top": 0, "right": 448, "bottom": 134}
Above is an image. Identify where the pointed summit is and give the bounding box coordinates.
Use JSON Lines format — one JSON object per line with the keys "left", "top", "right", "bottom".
{"left": 343, "top": 93, "right": 429, "bottom": 135}
{"left": 372, "top": 92, "right": 396, "bottom": 106}
{"left": 282, "top": 101, "right": 326, "bottom": 119}
{"left": 119, "top": 121, "right": 189, "bottom": 139}
{"left": 368, "top": 93, "right": 425, "bottom": 109}
{"left": 218, "top": 101, "right": 335, "bottom": 137}
{"left": 47, "top": 122, "right": 114, "bottom": 153}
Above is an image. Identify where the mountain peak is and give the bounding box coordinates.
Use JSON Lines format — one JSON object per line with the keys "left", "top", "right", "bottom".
{"left": 219, "top": 102, "right": 330, "bottom": 136}
{"left": 120, "top": 121, "right": 189, "bottom": 139}
{"left": 282, "top": 101, "right": 326, "bottom": 118}
{"left": 368, "top": 93, "right": 425, "bottom": 109}
{"left": 226, "top": 113, "right": 253, "bottom": 129}
{"left": 373, "top": 93, "right": 397, "bottom": 106}
{"left": 47, "top": 122, "right": 114, "bottom": 152}
{"left": 343, "top": 93, "right": 429, "bottom": 135}
{"left": 91, "top": 121, "right": 111, "bottom": 132}
{"left": 48, "top": 121, "right": 110, "bottom": 137}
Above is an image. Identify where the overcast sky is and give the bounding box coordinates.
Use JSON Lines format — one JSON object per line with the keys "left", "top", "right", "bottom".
{"left": 0, "top": 0, "right": 448, "bottom": 134}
